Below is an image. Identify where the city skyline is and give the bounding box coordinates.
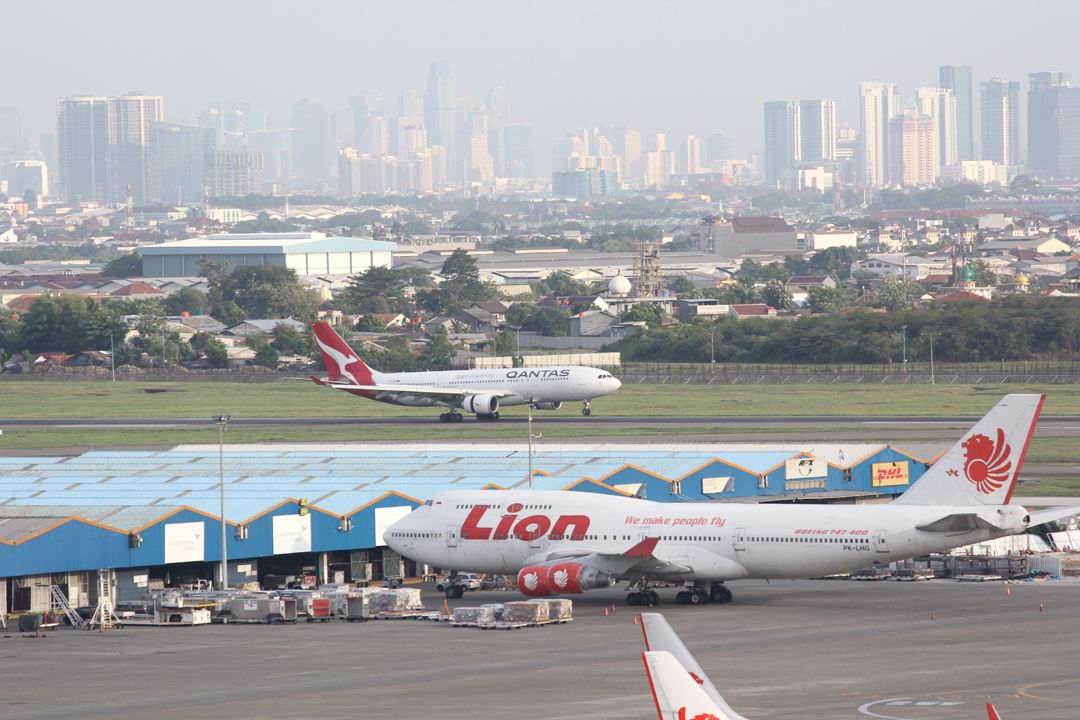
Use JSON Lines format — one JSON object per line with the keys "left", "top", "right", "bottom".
{"left": 5, "top": 0, "right": 1080, "bottom": 162}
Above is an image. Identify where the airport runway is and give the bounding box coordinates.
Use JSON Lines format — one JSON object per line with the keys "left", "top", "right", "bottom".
{"left": 2, "top": 579, "right": 1078, "bottom": 719}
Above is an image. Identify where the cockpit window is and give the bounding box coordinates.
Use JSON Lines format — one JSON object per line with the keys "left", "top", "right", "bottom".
{"left": 423, "top": 499, "right": 433, "bottom": 506}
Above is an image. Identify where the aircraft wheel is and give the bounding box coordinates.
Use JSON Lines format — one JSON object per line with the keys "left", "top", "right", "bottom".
{"left": 626, "top": 592, "right": 641, "bottom": 606}
{"left": 452, "top": 413, "right": 463, "bottom": 423}
{"left": 675, "top": 590, "right": 690, "bottom": 605}
{"left": 582, "top": 407, "right": 591, "bottom": 416}
{"left": 439, "top": 413, "right": 449, "bottom": 423}
{"left": 688, "top": 590, "right": 705, "bottom": 605}
{"left": 711, "top": 584, "right": 732, "bottom": 604}
{"left": 445, "top": 585, "right": 463, "bottom": 599}
{"left": 492, "top": 411, "right": 500, "bottom": 420}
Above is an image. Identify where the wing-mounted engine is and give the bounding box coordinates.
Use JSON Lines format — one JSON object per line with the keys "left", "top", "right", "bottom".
{"left": 517, "top": 561, "right": 615, "bottom": 597}
{"left": 463, "top": 394, "right": 500, "bottom": 415}
{"left": 532, "top": 401, "right": 562, "bottom": 410}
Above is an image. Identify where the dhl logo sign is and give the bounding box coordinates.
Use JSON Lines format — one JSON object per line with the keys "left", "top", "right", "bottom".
{"left": 871, "top": 461, "right": 910, "bottom": 487}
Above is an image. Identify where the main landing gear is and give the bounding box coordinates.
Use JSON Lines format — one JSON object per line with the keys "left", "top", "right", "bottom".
{"left": 582, "top": 400, "right": 592, "bottom": 416}
{"left": 438, "top": 411, "right": 463, "bottom": 423}
{"left": 626, "top": 578, "right": 660, "bottom": 606}
{"left": 476, "top": 412, "right": 501, "bottom": 421}
{"left": 675, "top": 582, "right": 732, "bottom": 605}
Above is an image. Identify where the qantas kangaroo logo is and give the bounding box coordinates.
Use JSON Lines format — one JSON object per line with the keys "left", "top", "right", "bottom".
{"left": 315, "top": 334, "right": 362, "bottom": 385}
{"left": 962, "top": 428, "right": 1013, "bottom": 494}
{"left": 460, "top": 503, "right": 590, "bottom": 542}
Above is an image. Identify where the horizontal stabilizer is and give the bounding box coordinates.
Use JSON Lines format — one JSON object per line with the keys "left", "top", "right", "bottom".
{"left": 916, "top": 513, "right": 1004, "bottom": 533}
{"left": 1027, "top": 506, "right": 1080, "bottom": 528}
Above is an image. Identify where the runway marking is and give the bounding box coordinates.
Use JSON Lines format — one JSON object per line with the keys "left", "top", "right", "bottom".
{"left": 1017, "top": 677, "right": 1079, "bottom": 702}
{"left": 858, "top": 698, "right": 964, "bottom": 719}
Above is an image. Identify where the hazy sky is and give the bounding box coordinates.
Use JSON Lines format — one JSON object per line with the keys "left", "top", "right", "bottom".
{"left": 8, "top": 0, "right": 1080, "bottom": 156}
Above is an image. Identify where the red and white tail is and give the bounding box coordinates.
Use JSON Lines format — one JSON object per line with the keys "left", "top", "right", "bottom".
{"left": 893, "top": 394, "right": 1044, "bottom": 506}
{"left": 986, "top": 702, "right": 1002, "bottom": 720}
{"left": 643, "top": 651, "right": 738, "bottom": 720}
{"left": 311, "top": 322, "right": 377, "bottom": 385}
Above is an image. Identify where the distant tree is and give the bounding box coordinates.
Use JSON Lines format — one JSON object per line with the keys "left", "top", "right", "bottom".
{"left": 164, "top": 287, "right": 209, "bottom": 316}
{"left": 189, "top": 332, "right": 229, "bottom": 368}
{"left": 532, "top": 271, "right": 593, "bottom": 298}
{"left": 83, "top": 301, "right": 128, "bottom": 350}
{"left": 201, "top": 262, "right": 318, "bottom": 322}
{"left": 0, "top": 311, "right": 23, "bottom": 356}
{"left": 20, "top": 295, "right": 95, "bottom": 352}
{"left": 807, "top": 285, "right": 848, "bottom": 314}
{"left": 102, "top": 253, "right": 143, "bottom": 278}
{"left": 338, "top": 266, "right": 408, "bottom": 314}
{"left": 664, "top": 276, "right": 697, "bottom": 296}
{"left": 418, "top": 331, "right": 455, "bottom": 370}
{"left": 621, "top": 302, "right": 662, "bottom": 327}
{"left": 355, "top": 314, "right": 388, "bottom": 332}
{"left": 493, "top": 329, "right": 518, "bottom": 356}
{"left": 253, "top": 344, "right": 280, "bottom": 368}
{"left": 808, "top": 246, "right": 865, "bottom": 277}
{"left": 271, "top": 322, "right": 308, "bottom": 355}
{"left": 872, "top": 276, "right": 922, "bottom": 312}
{"left": 506, "top": 304, "right": 570, "bottom": 337}
{"left": 761, "top": 280, "right": 794, "bottom": 311}
{"left": 232, "top": 212, "right": 298, "bottom": 234}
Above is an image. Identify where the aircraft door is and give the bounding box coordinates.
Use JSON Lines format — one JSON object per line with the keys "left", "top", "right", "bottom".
{"left": 874, "top": 529, "right": 889, "bottom": 553}
{"left": 734, "top": 527, "right": 746, "bottom": 551}
{"left": 445, "top": 524, "right": 459, "bottom": 548}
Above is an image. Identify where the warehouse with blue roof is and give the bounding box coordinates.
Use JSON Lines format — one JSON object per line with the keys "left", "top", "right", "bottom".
{"left": 0, "top": 442, "right": 930, "bottom": 613}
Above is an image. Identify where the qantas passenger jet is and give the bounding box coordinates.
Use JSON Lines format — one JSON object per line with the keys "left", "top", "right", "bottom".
{"left": 386, "top": 394, "right": 1079, "bottom": 604}
{"left": 309, "top": 322, "right": 620, "bottom": 421}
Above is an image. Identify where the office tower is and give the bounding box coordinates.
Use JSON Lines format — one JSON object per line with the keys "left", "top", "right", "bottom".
{"left": 247, "top": 129, "right": 291, "bottom": 188}
{"left": 205, "top": 150, "right": 264, "bottom": 197}
{"left": 348, "top": 95, "right": 382, "bottom": 150}
{"left": 7, "top": 160, "right": 48, "bottom": 199}
{"left": 606, "top": 127, "right": 641, "bottom": 185}
{"left": 1028, "top": 71, "right": 1080, "bottom": 178}
{"left": 395, "top": 118, "right": 427, "bottom": 158}
{"left": 56, "top": 96, "right": 110, "bottom": 202}
{"left": 291, "top": 99, "right": 331, "bottom": 188}
{"left": 705, "top": 131, "right": 734, "bottom": 166}
{"left": 503, "top": 123, "right": 534, "bottom": 178}
{"left": 425, "top": 61, "right": 457, "bottom": 153}
{"left": 981, "top": 78, "right": 1020, "bottom": 168}
{"left": 398, "top": 90, "right": 424, "bottom": 119}
{"left": 940, "top": 66, "right": 974, "bottom": 160}
{"left": 0, "top": 106, "right": 20, "bottom": 157}
{"left": 859, "top": 81, "right": 900, "bottom": 186}
{"left": 916, "top": 87, "right": 958, "bottom": 167}
{"left": 889, "top": 107, "right": 937, "bottom": 186}
{"left": 763, "top": 100, "right": 801, "bottom": 188}
{"left": 799, "top": 100, "right": 836, "bottom": 161}
{"left": 108, "top": 93, "right": 164, "bottom": 205}
{"left": 684, "top": 134, "right": 702, "bottom": 175}
{"left": 151, "top": 122, "right": 216, "bottom": 203}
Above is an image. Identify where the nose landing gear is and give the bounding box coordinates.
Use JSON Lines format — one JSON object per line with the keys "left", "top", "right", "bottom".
{"left": 582, "top": 400, "right": 592, "bottom": 416}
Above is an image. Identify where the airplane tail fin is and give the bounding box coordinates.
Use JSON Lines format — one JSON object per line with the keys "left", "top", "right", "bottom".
{"left": 640, "top": 613, "right": 746, "bottom": 719}
{"left": 986, "top": 702, "right": 1002, "bottom": 720}
{"left": 893, "top": 394, "right": 1044, "bottom": 506}
{"left": 643, "top": 651, "right": 738, "bottom": 720}
{"left": 311, "top": 322, "right": 377, "bottom": 385}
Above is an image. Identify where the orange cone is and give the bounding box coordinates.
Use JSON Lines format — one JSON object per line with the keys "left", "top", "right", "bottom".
{"left": 633, "top": 615, "right": 639, "bottom": 625}
{"left": 1005, "top": 586, "right": 1012, "bottom": 597}
{"left": 604, "top": 607, "right": 609, "bottom": 617}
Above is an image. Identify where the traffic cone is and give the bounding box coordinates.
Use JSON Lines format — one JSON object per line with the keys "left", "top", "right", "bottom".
{"left": 1005, "top": 586, "right": 1012, "bottom": 597}
{"left": 604, "top": 607, "right": 609, "bottom": 617}
{"left": 930, "top": 610, "right": 936, "bottom": 621}
{"left": 633, "top": 615, "right": 639, "bottom": 625}
{"left": 441, "top": 599, "right": 450, "bottom": 619}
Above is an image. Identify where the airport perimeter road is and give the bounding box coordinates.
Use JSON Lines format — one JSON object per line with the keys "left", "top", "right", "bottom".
{"left": 2, "top": 579, "right": 1078, "bottom": 720}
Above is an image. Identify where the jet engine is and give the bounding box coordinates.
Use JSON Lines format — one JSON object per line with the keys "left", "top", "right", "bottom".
{"left": 532, "top": 401, "right": 562, "bottom": 411}
{"left": 516, "top": 562, "right": 615, "bottom": 597}
{"left": 463, "top": 394, "right": 500, "bottom": 415}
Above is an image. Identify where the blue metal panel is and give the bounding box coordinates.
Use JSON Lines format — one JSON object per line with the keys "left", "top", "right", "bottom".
{"left": 7, "top": 520, "right": 130, "bottom": 576}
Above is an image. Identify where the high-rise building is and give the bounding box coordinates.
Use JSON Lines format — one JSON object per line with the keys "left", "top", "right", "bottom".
{"left": 939, "top": 66, "right": 974, "bottom": 160}
{"left": 981, "top": 78, "right": 1020, "bottom": 169}
{"left": 684, "top": 134, "right": 702, "bottom": 175}
{"left": 425, "top": 61, "right": 457, "bottom": 154}
{"left": 0, "top": 106, "right": 20, "bottom": 158}
{"left": 56, "top": 95, "right": 110, "bottom": 202}
{"left": 889, "top": 108, "right": 937, "bottom": 186}
{"left": 7, "top": 160, "right": 48, "bottom": 199}
{"left": 916, "top": 87, "right": 958, "bottom": 168}
{"left": 107, "top": 93, "right": 164, "bottom": 205}
{"left": 205, "top": 150, "right": 264, "bottom": 197}
{"left": 607, "top": 127, "right": 641, "bottom": 185}
{"left": 398, "top": 90, "right": 424, "bottom": 120}
{"left": 705, "top": 131, "right": 734, "bottom": 167}
{"left": 859, "top": 81, "right": 900, "bottom": 187}
{"left": 763, "top": 100, "right": 800, "bottom": 188}
{"left": 348, "top": 95, "right": 382, "bottom": 151}
{"left": 291, "top": 99, "right": 331, "bottom": 189}
{"left": 1027, "top": 71, "right": 1080, "bottom": 179}
{"left": 503, "top": 124, "right": 534, "bottom": 178}
{"left": 151, "top": 122, "right": 216, "bottom": 204}
{"left": 798, "top": 100, "right": 836, "bottom": 162}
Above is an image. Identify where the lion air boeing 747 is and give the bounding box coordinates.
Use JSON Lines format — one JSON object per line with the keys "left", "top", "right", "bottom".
{"left": 308, "top": 322, "right": 620, "bottom": 421}
{"left": 386, "top": 394, "right": 1080, "bottom": 604}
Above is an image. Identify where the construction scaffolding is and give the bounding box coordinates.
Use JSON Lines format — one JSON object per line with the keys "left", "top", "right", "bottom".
{"left": 88, "top": 570, "right": 120, "bottom": 630}
{"left": 634, "top": 239, "right": 663, "bottom": 297}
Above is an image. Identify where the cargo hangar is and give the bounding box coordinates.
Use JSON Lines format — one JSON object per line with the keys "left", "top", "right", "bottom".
{"left": 0, "top": 442, "right": 929, "bottom": 613}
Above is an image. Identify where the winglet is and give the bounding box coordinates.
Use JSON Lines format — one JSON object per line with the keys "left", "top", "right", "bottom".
{"left": 624, "top": 537, "right": 659, "bottom": 557}
{"left": 986, "top": 702, "right": 1002, "bottom": 720}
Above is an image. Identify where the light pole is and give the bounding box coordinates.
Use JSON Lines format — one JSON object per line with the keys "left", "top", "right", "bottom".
{"left": 899, "top": 325, "right": 907, "bottom": 365}
{"left": 526, "top": 404, "right": 542, "bottom": 489}
{"left": 928, "top": 334, "right": 936, "bottom": 385}
{"left": 110, "top": 334, "right": 116, "bottom": 382}
{"left": 212, "top": 414, "right": 230, "bottom": 589}
{"left": 710, "top": 324, "right": 716, "bottom": 364}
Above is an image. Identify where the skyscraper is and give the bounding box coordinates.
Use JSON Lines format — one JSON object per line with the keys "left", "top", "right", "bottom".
{"left": 0, "top": 106, "right": 20, "bottom": 158}
{"left": 108, "top": 93, "right": 164, "bottom": 204}
{"left": 291, "top": 99, "right": 331, "bottom": 189}
{"left": 763, "top": 100, "right": 800, "bottom": 188}
{"left": 503, "top": 123, "right": 534, "bottom": 178}
{"left": 683, "top": 134, "right": 702, "bottom": 175}
{"left": 705, "top": 132, "right": 734, "bottom": 167}
{"left": 939, "top": 66, "right": 974, "bottom": 160}
{"left": 56, "top": 96, "right": 110, "bottom": 202}
{"left": 981, "top": 78, "right": 1020, "bottom": 168}
{"left": 889, "top": 108, "right": 937, "bottom": 186}
{"left": 425, "top": 61, "right": 457, "bottom": 154}
{"left": 151, "top": 122, "right": 216, "bottom": 204}
{"left": 859, "top": 81, "right": 900, "bottom": 187}
{"left": 1027, "top": 71, "right": 1080, "bottom": 179}
{"left": 798, "top": 100, "right": 836, "bottom": 162}
{"left": 348, "top": 95, "right": 382, "bottom": 152}
{"left": 916, "top": 87, "right": 958, "bottom": 168}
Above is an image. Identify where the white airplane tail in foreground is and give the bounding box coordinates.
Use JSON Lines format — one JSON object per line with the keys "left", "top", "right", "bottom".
{"left": 640, "top": 613, "right": 748, "bottom": 720}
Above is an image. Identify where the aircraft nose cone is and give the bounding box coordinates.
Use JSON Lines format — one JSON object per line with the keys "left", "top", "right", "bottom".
{"left": 612, "top": 377, "right": 622, "bottom": 390}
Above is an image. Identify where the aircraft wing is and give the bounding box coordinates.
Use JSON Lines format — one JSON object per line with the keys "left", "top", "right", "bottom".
{"left": 1027, "top": 506, "right": 1080, "bottom": 527}
{"left": 527, "top": 538, "right": 693, "bottom": 577}
{"left": 308, "top": 376, "right": 514, "bottom": 399}
{"left": 642, "top": 651, "right": 744, "bottom": 720}
{"left": 640, "top": 613, "right": 748, "bottom": 720}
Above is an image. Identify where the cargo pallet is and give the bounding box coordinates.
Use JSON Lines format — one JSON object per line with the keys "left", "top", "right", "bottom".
{"left": 451, "top": 618, "right": 573, "bottom": 630}
{"left": 370, "top": 610, "right": 431, "bottom": 620}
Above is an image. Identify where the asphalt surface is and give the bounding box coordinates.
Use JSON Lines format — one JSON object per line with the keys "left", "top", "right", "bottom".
{"left": 2, "top": 579, "right": 1077, "bottom": 719}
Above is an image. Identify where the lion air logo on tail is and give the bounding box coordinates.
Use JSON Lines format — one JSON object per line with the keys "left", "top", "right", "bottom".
{"left": 962, "top": 427, "right": 1013, "bottom": 494}
{"left": 677, "top": 710, "right": 721, "bottom": 720}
